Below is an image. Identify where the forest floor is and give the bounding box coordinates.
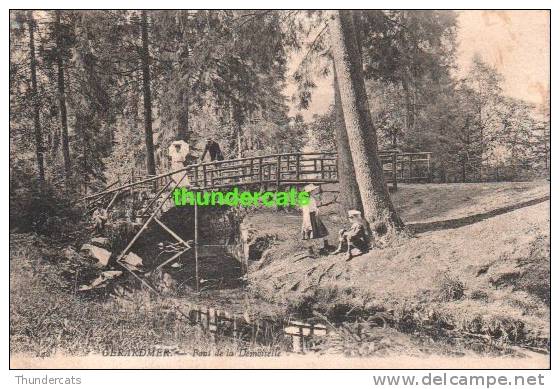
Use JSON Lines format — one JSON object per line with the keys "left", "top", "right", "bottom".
{"left": 9, "top": 180, "right": 550, "bottom": 366}
{"left": 247, "top": 180, "right": 550, "bottom": 363}
{"left": 9, "top": 232, "right": 239, "bottom": 359}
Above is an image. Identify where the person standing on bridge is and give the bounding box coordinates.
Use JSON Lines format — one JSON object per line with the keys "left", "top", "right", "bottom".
{"left": 301, "top": 184, "right": 332, "bottom": 256}
{"left": 168, "top": 140, "right": 190, "bottom": 185}
{"left": 200, "top": 137, "right": 224, "bottom": 163}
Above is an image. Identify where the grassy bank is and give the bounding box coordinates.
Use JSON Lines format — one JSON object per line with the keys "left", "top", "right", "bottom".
{"left": 9, "top": 233, "right": 232, "bottom": 357}
{"left": 248, "top": 181, "right": 550, "bottom": 355}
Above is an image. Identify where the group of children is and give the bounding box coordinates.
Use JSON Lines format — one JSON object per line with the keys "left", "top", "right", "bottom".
{"left": 301, "top": 183, "right": 369, "bottom": 260}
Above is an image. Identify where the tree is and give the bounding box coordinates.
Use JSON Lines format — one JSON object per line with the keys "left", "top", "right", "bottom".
{"left": 64, "top": 11, "right": 119, "bottom": 193}
{"left": 333, "top": 66, "right": 363, "bottom": 214}
{"left": 329, "top": 10, "right": 403, "bottom": 234}
{"left": 293, "top": 10, "right": 458, "bottom": 191}
{"left": 462, "top": 54, "right": 504, "bottom": 180}
{"left": 149, "top": 10, "right": 192, "bottom": 143}
{"left": 27, "top": 11, "right": 45, "bottom": 183}
{"left": 497, "top": 97, "right": 541, "bottom": 179}
{"left": 150, "top": 11, "right": 294, "bottom": 161}
{"left": 536, "top": 92, "right": 550, "bottom": 176}
{"left": 360, "top": 11, "right": 457, "bottom": 134}
{"left": 140, "top": 10, "right": 156, "bottom": 176}
{"left": 54, "top": 10, "right": 71, "bottom": 182}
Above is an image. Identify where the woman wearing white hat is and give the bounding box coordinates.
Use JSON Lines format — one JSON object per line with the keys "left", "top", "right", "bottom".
{"left": 301, "top": 184, "right": 331, "bottom": 255}
{"left": 168, "top": 140, "right": 190, "bottom": 185}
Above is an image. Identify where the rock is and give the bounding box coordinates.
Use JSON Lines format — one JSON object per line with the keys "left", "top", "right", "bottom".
{"left": 80, "top": 244, "right": 111, "bottom": 267}
{"left": 62, "top": 246, "right": 79, "bottom": 261}
{"left": 247, "top": 235, "right": 275, "bottom": 261}
{"left": 239, "top": 223, "right": 275, "bottom": 261}
{"left": 91, "top": 237, "right": 111, "bottom": 249}
{"left": 475, "top": 264, "right": 490, "bottom": 277}
{"left": 79, "top": 270, "right": 122, "bottom": 291}
{"left": 122, "top": 252, "right": 143, "bottom": 271}
{"left": 160, "top": 272, "right": 176, "bottom": 294}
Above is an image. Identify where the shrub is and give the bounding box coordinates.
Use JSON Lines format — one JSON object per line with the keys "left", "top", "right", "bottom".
{"left": 437, "top": 273, "right": 465, "bottom": 302}
{"left": 10, "top": 172, "right": 82, "bottom": 238}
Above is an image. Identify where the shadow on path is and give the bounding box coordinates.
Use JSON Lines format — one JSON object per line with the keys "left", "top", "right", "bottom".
{"left": 408, "top": 196, "right": 550, "bottom": 234}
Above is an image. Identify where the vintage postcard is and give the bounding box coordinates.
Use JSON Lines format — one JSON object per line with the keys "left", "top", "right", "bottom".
{"left": 8, "top": 8, "right": 550, "bottom": 370}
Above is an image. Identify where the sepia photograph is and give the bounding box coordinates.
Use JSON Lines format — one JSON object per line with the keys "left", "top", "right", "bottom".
{"left": 8, "top": 8, "right": 550, "bottom": 371}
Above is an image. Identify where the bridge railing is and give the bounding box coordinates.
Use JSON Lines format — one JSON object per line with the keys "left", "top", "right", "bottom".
{"left": 379, "top": 151, "right": 432, "bottom": 184}
{"left": 183, "top": 152, "right": 338, "bottom": 190}
{"left": 83, "top": 150, "right": 432, "bottom": 204}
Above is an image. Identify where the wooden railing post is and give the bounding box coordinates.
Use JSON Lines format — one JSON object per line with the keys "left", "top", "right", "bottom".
{"left": 202, "top": 164, "right": 207, "bottom": 189}
{"left": 295, "top": 154, "right": 300, "bottom": 182}
{"left": 276, "top": 155, "right": 281, "bottom": 188}
{"left": 392, "top": 151, "right": 398, "bottom": 191}
{"left": 427, "top": 153, "right": 432, "bottom": 182}
{"left": 194, "top": 197, "right": 199, "bottom": 293}
{"left": 249, "top": 157, "right": 254, "bottom": 185}
{"left": 314, "top": 160, "right": 317, "bottom": 177}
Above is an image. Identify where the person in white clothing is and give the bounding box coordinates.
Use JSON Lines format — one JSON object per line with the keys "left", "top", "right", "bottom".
{"left": 301, "top": 183, "right": 331, "bottom": 255}
{"left": 168, "top": 140, "right": 190, "bottom": 185}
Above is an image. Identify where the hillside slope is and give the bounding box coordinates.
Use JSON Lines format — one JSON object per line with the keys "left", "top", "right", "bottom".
{"left": 248, "top": 181, "right": 550, "bottom": 352}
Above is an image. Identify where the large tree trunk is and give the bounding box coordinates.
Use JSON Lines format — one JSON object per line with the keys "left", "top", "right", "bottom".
{"left": 177, "top": 13, "right": 190, "bottom": 142}
{"left": 478, "top": 105, "right": 484, "bottom": 181}
{"left": 402, "top": 78, "right": 415, "bottom": 133}
{"left": 329, "top": 10, "right": 403, "bottom": 233}
{"left": 177, "top": 89, "right": 189, "bottom": 141}
{"left": 141, "top": 10, "right": 156, "bottom": 176}
{"left": 232, "top": 103, "right": 243, "bottom": 159}
{"left": 236, "top": 119, "right": 242, "bottom": 159}
{"left": 333, "top": 66, "right": 363, "bottom": 214}
{"left": 55, "top": 10, "right": 71, "bottom": 183}
{"left": 27, "top": 11, "right": 45, "bottom": 183}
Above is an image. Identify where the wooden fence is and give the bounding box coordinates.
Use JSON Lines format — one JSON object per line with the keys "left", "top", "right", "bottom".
{"left": 379, "top": 151, "right": 432, "bottom": 189}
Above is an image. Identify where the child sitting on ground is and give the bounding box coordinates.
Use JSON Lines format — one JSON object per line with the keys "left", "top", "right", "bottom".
{"left": 332, "top": 210, "right": 369, "bottom": 260}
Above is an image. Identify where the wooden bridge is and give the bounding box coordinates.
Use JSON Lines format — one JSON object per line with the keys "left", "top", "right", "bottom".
{"left": 82, "top": 150, "right": 431, "bottom": 296}
{"left": 84, "top": 150, "right": 431, "bottom": 204}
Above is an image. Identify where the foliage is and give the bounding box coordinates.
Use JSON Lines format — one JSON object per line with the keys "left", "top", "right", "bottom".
{"left": 9, "top": 9, "right": 551, "bottom": 224}
{"left": 306, "top": 109, "right": 336, "bottom": 152}
{"left": 296, "top": 11, "right": 548, "bottom": 183}
{"left": 9, "top": 163, "right": 82, "bottom": 237}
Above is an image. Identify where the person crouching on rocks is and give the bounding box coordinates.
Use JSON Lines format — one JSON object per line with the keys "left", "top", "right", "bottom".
{"left": 332, "top": 210, "right": 369, "bottom": 260}
{"left": 301, "top": 184, "right": 332, "bottom": 256}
